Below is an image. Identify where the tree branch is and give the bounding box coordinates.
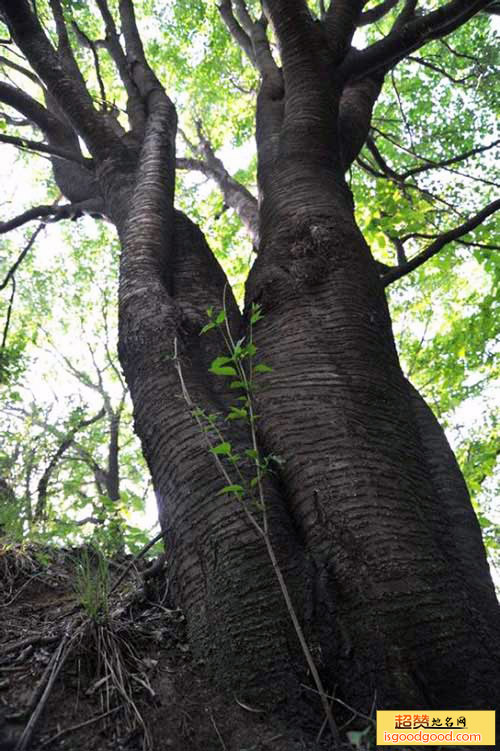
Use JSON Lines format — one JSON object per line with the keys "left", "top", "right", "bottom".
{"left": 71, "top": 21, "right": 107, "bottom": 108}
{"left": 94, "top": 0, "right": 146, "bottom": 134}
{"left": 0, "top": 81, "right": 59, "bottom": 135}
{"left": 218, "top": 0, "right": 256, "bottom": 64}
{"left": 325, "top": 0, "right": 364, "bottom": 62}
{"left": 407, "top": 54, "right": 474, "bottom": 85}
{"left": 0, "top": 204, "right": 62, "bottom": 234}
{"left": 0, "top": 200, "right": 97, "bottom": 234}
{"left": 370, "top": 128, "right": 499, "bottom": 187}
{"left": 0, "top": 131, "right": 89, "bottom": 163}
{"left": 0, "top": 0, "right": 123, "bottom": 159}
{"left": 382, "top": 199, "right": 500, "bottom": 285}
{"left": 358, "top": 0, "right": 401, "bottom": 25}
{"left": 1, "top": 275, "right": 15, "bottom": 351}
{"left": 0, "top": 224, "right": 45, "bottom": 291}
{"left": 218, "top": 1, "right": 279, "bottom": 81}
{"left": 344, "top": 0, "right": 490, "bottom": 79}
{"left": 35, "top": 407, "right": 106, "bottom": 520}
{"left": 48, "top": 0, "right": 88, "bottom": 91}
{"left": 0, "top": 54, "right": 41, "bottom": 84}
{"left": 400, "top": 139, "right": 500, "bottom": 180}
{"left": 177, "top": 137, "right": 259, "bottom": 246}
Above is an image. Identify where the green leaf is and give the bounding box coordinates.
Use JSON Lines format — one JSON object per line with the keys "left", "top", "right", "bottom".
{"left": 230, "top": 380, "right": 246, "bottom": 389}
{"left": 211, "top": 442, "right": 232, "bottom": 455}
{"left": 209, "top": 356, "right": 237, "bottom": 376}
{"left": 200, "top": 322, "right": 216, "bottom": 334}
{"left": 254, "top": 363, "right": 273, "bottom": 374}
{"left": 226, "top": 407, "right": 247, "bottom": 420}
{"left": 218, "top": 484, "right": 244, "bottom": 495}
{"left": 215, "top": 310, "right": 226, "bottom": 324}
{"left": 250, "top": 304, "right": 263, "bottom": 324}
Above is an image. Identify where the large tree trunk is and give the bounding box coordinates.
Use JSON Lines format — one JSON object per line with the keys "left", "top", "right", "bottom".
{"left": 111, "top": 5, "right": 499, "bottom": 737}
{"left": 247, "top": 182, "right": 500, "bottom": 712}
{"left": 113, "top": 130, "right": 499, "bottom": 728}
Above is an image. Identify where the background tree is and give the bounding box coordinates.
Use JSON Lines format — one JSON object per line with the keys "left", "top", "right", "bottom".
{"left": 0, "top": 0, "right": 498, "bottom": 746}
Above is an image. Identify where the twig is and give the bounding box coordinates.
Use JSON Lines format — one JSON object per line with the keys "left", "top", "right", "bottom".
{"left": 109, "top": 530, "right": 163, "bottom": 595}
{"left": 1, "top": 275, "right": 15, "bottom": 349}
{"left": 0, "top": 634, "right": 58, "bottom": 657}
{"left": 209, "top": 710, "right": 228, "bottom": 750}
{"left": 301, "top": 683, "right": 375, "bottom": 724}
{"left": 38, "top": 706, "right": 120, "bottom": 749}
{"left": 0, "top": 224, "right": 45, "bottom": 292}
{"left": 15, "top": 631, "right": 72, "bottom": 751}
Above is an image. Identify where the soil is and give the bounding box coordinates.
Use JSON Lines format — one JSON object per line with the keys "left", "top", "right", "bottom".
{"left": 0, "top": 542, "right": 367, "bottom": 751}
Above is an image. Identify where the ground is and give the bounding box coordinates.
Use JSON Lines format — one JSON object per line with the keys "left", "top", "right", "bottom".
{"left": 0, "top": 542, "right": 364, "bottom": 751}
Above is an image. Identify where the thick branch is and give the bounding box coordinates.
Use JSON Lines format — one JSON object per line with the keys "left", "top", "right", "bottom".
{"left": 358, "top": 0, "right": 400, "bottom": 25}
{"left": 219, "top": 1, "right": 279, "bottom": 81}
{"left": 263, "top": 0, "right": 316, "bottom": 70}
{"left": 339, "top": 75, "right": 384, "bottom": 168}
{"left": 325, "top": 0, "right": 364, "bottom": 62}
{"left": 383, "top": 199, "right": 500, "bottom": 285}
{"left": 0, "top": 0, "right": 123, "bottom": 159}
{"left": 118, "top": 0, "right": 172, "bottom": 122}
{"left": 48, "top": 0, "right": 88, "bottom": 92}
{"left": 344, "top": 0, "right": 490, "bottom": 79}
{"left": 0, "top": 81, "right": 60, "bottom": 135}
{"left": 95, "top": 0, "right": 146, "bottom": 134}
{"left": 218, "top": 0, "right": 255, "bottom": 64}
{"left": 177, "top": 146, "right": 258, "bottom": 246}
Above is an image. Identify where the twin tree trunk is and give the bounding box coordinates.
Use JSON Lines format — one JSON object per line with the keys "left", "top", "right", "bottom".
{"left": 112, "top": 51, "right": 499, "bottom": 731}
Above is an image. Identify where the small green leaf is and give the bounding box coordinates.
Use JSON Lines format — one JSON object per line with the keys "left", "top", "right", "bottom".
{"left": 254, "top": 363, "right": 273, "bottom": 374}
{"left": 211, "top": 356, "right": 233, "bottom": 367}
{"left": 250, "top": 304, "right": 263, "bottom": 324}
{"left": 211, "top": 442, "right": 232, "bottom": 455}
{"left": 212, "top": 365, "right": 238, "bottom": 376}
{"left": 200, "top": 322, "right": 216, "bottom": 334}
{"left": 210, "top": 356, "right": 237, "bottom": 376}
{"left": 218, "top": 484, "right": 244, "bottom": 495}
{"left": 227, "top": 407, "right": 247, "bottom": 420}
{"left": 215, "top": 310, "right": 226, "bottom": 324}
{"left": 245, "top": 449, "right": 258, "bottom": 459}
{"left": 230, "top": 380, "right": 246, "bottom": 390}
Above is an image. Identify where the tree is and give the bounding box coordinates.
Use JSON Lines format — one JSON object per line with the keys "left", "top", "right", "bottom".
{"left": 0, "top": 0, "right": 498, "bottom": 746}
